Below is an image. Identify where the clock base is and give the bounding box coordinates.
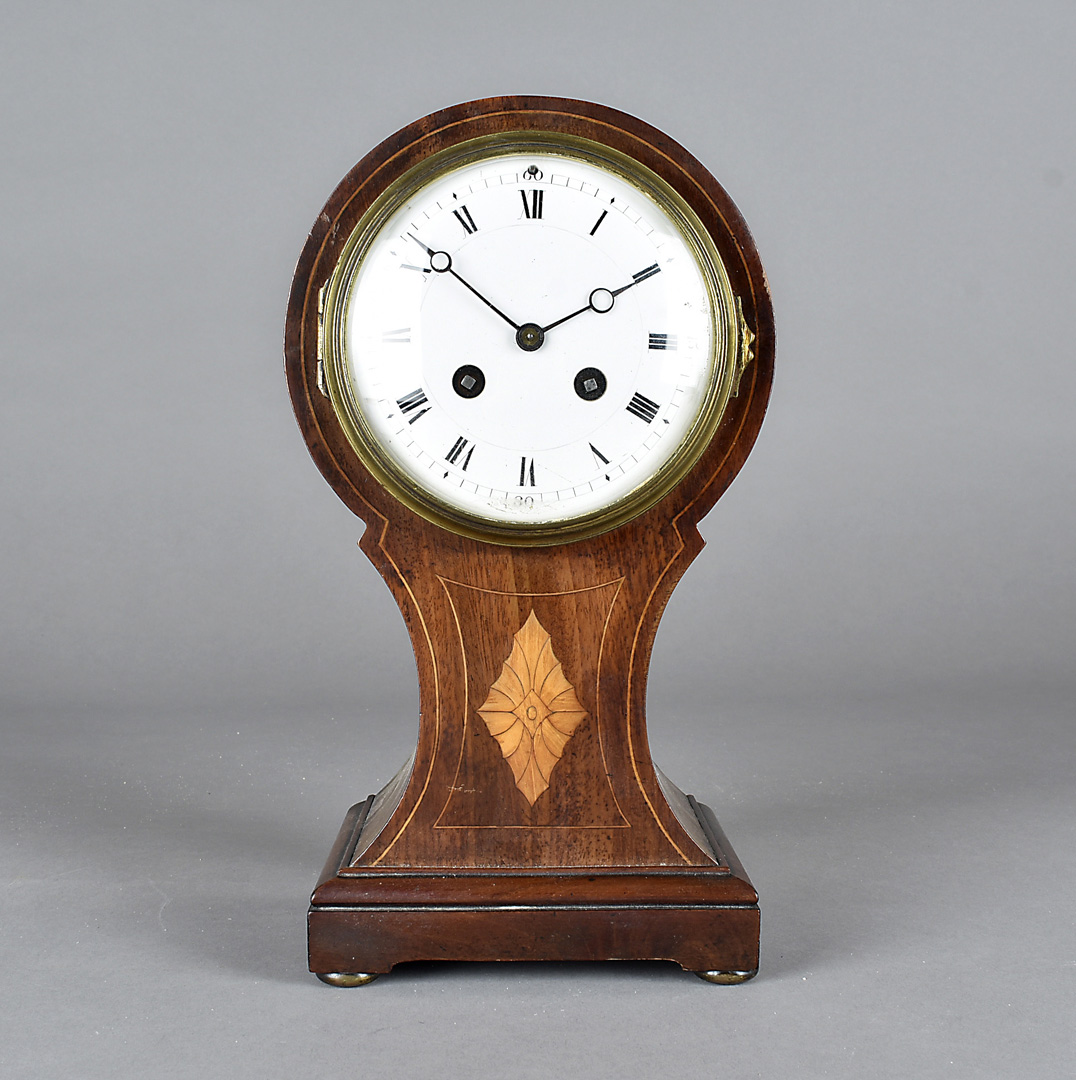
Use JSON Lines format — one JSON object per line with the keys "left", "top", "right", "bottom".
{"left": 308, "top": 796, "right": 759, "bottom": 982}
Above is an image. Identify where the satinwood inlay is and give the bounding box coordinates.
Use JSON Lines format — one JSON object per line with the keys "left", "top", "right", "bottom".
{"left": 477, "top": 610, "right": 588, "bottom": 805}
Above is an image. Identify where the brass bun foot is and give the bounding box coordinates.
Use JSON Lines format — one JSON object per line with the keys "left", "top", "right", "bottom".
{"left": 694, "top": 969, "right": 757, "bottom": 985}
{"left": 316, "top": 971, "right": 380, "bottom": 987}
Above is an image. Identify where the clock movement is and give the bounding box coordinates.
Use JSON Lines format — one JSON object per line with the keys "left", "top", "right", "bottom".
{"left": 284, "top": 96, "right": 774, "bottom": 983}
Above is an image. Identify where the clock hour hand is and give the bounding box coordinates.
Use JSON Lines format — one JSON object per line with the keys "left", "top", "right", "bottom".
{"left": 540, "top": 288, "right": 615, "bottom": 333}
{"left": 408, "top": 234, "right": 520, "bottom": 332}
{"left": 540, "top": 263, "right": 661, "bottom": 334}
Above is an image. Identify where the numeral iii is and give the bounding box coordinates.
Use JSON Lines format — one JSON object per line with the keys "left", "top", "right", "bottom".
{"left": 648, "top": 333, "right": 677, "bottom": 350}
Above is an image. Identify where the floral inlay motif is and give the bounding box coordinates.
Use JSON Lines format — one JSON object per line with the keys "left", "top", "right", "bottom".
{"left": 477, "top": 610, "right": 587, "bottom": 805}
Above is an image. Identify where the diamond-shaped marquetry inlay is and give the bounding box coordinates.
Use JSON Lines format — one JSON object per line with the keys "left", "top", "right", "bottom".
{"left": 477, "top": 610, "right": 588, "bottom": 805}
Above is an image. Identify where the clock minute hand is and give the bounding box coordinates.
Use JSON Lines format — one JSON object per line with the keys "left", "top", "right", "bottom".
{"left": 540, "top": 263, "right": 662, "bottom": 334}
{"left": 408, "top": 234, "right": 520, "bottom": 332}
{"left": 448, "top": 265, "right": 522, "bottom": 332}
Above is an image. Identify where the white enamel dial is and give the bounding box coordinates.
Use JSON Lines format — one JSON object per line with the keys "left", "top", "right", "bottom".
{"left": 323, "top": 142, "right": 735, "bottom": 539}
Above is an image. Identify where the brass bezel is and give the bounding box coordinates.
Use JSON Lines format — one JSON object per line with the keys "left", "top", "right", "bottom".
{"left": 320, "top": 130, "right": 741, "bottom": 546}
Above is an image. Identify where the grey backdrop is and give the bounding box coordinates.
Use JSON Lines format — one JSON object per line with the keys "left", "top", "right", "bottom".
{"left": 2, "top": 2, "right": 1073, "bottom": 1077}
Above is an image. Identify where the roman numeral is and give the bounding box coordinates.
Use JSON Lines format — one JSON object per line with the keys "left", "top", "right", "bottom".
{"left": 396, "top": 387, "right": 429, "bottom": 424}
{"left": 632, "top": 263, "right": 661, "bottom": 284}
{"left": 446, "top": 436, "right": 473, "bottom": 469}
{"left": 520, "top": 189, "right": 544, "bottom": 219}
{"left": 589, "top": 209, "right": 608, "bottom": 236}
{"left": 589, "top": 443, "right": 610, "bottom": 466}
{"left": 453, "top": 205, "right": 478, "bottom": 234}
{"left": 626, "top": 391, "right": 660, "bottom": 424}
{"left": 383, "top": 327, "right": 411, "bottom": 343}
{"left": 648, "top": 332, "right": 677, "bottom": 350}
{"left": 519, "top": 457, "right": 536, "bottom": 486}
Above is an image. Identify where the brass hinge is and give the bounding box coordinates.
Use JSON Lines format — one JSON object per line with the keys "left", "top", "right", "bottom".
{"left": 731, "top": 295, "right": 756, "bottom": 397}
{"left": 315, "top": 286, "right": 329, "bottom": 398}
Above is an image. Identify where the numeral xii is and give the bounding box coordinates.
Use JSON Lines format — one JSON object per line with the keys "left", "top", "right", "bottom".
{"left": 520, "top": 189, "right": 543, "bottom": 219}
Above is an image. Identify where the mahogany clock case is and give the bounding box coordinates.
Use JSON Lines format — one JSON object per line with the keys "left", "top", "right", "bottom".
{"left": 284, "top": 97, "right": 775, "bottom": 981}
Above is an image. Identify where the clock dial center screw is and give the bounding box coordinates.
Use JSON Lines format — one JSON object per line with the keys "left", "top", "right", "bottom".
{"left": 430, "top": 250, "right": 452, "bottom": 273}
{"left": 515, "top": 322, "right": 546, "bottom": 352}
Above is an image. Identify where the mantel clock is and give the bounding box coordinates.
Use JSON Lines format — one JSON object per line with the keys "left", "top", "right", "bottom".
{"left": 284, "top": 96, "right": 774, "bottom": 984}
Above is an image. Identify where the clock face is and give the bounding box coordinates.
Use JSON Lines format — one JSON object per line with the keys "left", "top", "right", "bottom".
{"left": 320, "top": 138, "right": 739, "bottom": 542}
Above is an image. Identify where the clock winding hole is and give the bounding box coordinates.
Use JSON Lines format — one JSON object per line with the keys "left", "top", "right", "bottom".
{"left": 452, "top": 365, "right": 486, "bottom": 399}
{"left": 574, "top": 367, "right": 608, "bottom": 401}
